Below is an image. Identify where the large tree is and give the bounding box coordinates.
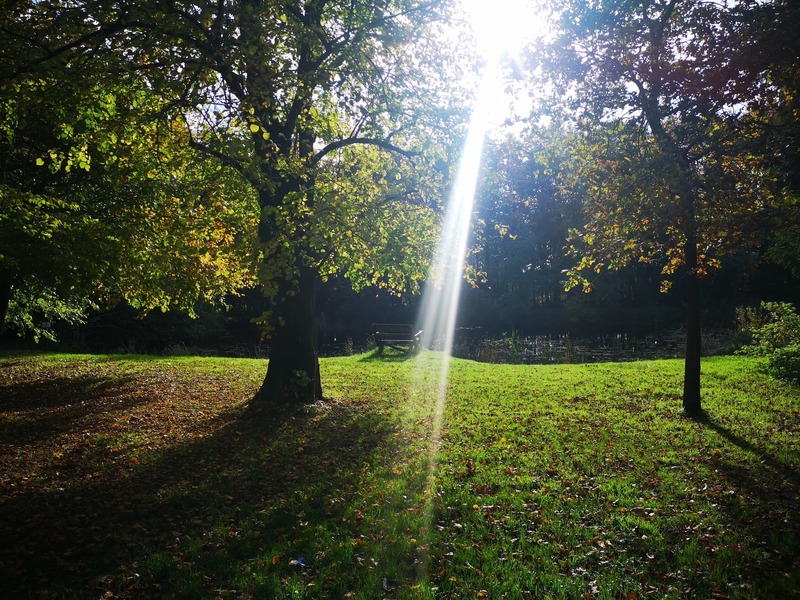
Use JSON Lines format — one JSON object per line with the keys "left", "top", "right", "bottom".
{"left": 533, "top": 0, "right": 796, "bottom": 416}
{"left": 4, "top": 1, "right": 462, "bottom": 402}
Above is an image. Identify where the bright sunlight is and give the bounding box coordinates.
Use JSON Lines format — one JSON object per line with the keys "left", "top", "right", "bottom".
{"left": 462, "top": 0, "right": 544, "bottom": 59}
{"left": 414, "top": 0, "right": 545, "bottom": 580}
{"left": 460, "top": 0, "right": 549, "bottom": 126}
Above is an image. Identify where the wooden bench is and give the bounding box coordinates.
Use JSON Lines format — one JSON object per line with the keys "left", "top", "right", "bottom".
{"left": 373, "top": 323, "right": 423, "bottom": 354}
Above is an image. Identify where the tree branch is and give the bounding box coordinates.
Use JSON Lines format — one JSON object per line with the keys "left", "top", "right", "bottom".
{"left": 181, "top": 117, "right": 252, "bottom": 185}
{"left": 311, "top": 137, "right": 418, "bottom": 165}
{"left": 3, "top": 20, "right": 127, "bottom": 82}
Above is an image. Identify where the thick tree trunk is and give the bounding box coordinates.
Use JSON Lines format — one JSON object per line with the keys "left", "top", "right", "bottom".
{"left": 255, "top": 264, "right": 323, "bottom": 404}
{"left": 682, "top": 240, "right": 703, "bottom": 418}
{"left": 250, "top": 120, "right": 323, "bottom": 404}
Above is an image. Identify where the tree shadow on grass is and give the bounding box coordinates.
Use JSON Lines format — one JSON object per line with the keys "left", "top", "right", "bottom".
{"left": 0, "top": 372, "right": 402, "bottom": 599}
{"left": 702, "top": 417, "right": 800, "bottom": 592}
{"left": 359, "top": 348, "right": 418, "bottom": 362}
{"left": 702, "top": 417, "right": 800, "bottom": 485}
{"left": 0, "top": 375, "right": 145, "bottom": 444}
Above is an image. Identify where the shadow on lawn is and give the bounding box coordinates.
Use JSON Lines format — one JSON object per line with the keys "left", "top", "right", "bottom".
{"left": 0, "top": 372, "right": 396, "bottom": 599}
{"left": 703, "top": 417, "right": 800, "bottom": 588}
{"left": 0, "top": 375, "right": 144, "bottom": 444}
{"left": 703, "top": 417, "right": 800, "bottom": 485}
{"left": 359, "top": 348, "right": 418, "bottom": 362}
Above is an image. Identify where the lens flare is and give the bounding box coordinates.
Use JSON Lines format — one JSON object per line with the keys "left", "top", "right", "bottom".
{"left": 418, "top": 56, "right": 499, "bottom": 356}
{"left": 408, "top": 4, "right": 548, "bottom": 586}
{"left": 412, "top": 55, "right": 501, "bottom": 580}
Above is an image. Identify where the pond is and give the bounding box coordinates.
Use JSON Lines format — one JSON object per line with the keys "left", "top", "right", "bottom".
{"left": 444, "top": 329, "right": 739, "bottom": 364}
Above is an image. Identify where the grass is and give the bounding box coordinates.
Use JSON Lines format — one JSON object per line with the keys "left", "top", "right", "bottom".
{"left": 0, "top": 350, "right": 798, "bottom": 599}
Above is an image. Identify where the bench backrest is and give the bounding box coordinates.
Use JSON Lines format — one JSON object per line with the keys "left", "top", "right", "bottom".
{"left": 373, "top": 323, "right": 416, "bottom": 335}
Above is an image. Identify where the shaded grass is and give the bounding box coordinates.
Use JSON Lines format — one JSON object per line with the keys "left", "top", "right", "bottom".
{"left": 0, "top": 351, "right": 798, "bottom": 598}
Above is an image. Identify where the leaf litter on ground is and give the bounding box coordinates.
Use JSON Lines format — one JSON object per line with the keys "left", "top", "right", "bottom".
{"left": 0, "top": 351, "right": 798, "bottom": 599}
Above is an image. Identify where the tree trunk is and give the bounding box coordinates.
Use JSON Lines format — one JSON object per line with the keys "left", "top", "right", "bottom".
{"left": 682, "top": 240, "right": 703, "bottom": 418}
{"left": 0, "top": 263, "right": 12, "bottom": 332}
{"left": 255, "top": 264, "right": 323, "bottom": 404}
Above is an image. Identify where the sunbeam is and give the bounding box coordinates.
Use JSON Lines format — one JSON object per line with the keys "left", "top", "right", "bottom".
{"left": 412, "top": 54, "right": 502, "bottom": 581}
{"left": 418, "top": 56, "right": 499, "bottom": 357}
{"left": 410, "top": 0, "right": 547, "bottom": 584}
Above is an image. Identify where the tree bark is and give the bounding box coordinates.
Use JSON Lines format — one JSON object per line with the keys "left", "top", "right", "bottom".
{"left": 682, "top": 239, "right": 703, "bottom": 418}
{"left": 255, "top": 264, "right": 323, "bottom": 404}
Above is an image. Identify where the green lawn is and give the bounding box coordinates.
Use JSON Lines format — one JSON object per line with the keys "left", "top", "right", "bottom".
{"left": 1, "top": 351, "right": 798, "bottom": 599}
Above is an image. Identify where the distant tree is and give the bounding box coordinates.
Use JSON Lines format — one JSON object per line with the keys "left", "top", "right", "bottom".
{"left": 737, "top": 1, "right": 800, "bottom": 278}
{"left": 533, "top": 0, "right": 797, "bottom": 416}
{"left": 4, "top": 1, "right": 464, "bottom": 402}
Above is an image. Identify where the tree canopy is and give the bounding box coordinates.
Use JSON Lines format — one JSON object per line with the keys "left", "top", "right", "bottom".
{"left": 0, "top": 55, "right": 258, "bottom": 340}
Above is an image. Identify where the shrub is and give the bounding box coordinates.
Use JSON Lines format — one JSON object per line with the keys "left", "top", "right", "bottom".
{"left": 738, "top": 302, "right": 800, "bottom": 356}
{"left": 738, "top": 302, "right": 800, "bottom": 383}
{"left": 767, "top": 344, "right": 800, "bottom": 383}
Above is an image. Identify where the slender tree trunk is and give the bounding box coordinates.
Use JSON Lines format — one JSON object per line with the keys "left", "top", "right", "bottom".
{"left": 637, "top": 13, "right": 705, "bottom": 417}
{"left": 255, "top": 264, "right": 323, "bottom": 403}
{"left": 0, "top": 263, "right": 12, "bottom": 332}
{"left": 682, "top": 238, "right": 703, "bottom": 418}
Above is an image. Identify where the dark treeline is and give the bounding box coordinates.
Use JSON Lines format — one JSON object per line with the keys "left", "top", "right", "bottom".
{"left": 22, "top": 254, "right": 798, "bottom": 358}
{"left": 7, "top": 209, "right": 798, "bottom": 360}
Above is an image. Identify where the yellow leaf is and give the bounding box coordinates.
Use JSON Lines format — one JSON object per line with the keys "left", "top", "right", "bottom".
{"left": 249, "top": 124, "right": 260, "bottom": 133}
{"left": 35, "top": 158, "right": 45, "bottom": 166}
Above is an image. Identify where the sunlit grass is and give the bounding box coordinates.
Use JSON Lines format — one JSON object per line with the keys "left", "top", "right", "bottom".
{"left": 1, "top": 351, "right": 798, "bottom": 598}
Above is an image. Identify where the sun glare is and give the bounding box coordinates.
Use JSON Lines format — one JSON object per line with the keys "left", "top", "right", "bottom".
{"left": 461, "top": 0, "right": 542, "bottom": 59}
{"left": 458, "top": 0, "right": 547, "bottom": 127}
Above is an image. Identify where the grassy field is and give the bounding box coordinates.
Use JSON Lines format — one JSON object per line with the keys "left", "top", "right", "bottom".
{"left": 0, "top": 351, "right": 798, "bottom": 599}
